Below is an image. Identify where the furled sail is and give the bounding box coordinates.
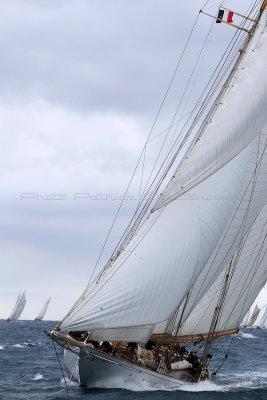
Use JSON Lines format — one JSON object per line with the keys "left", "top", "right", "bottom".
{"left": 257, "top": 306, "right": 267, "bottom": 328}
{"left": 247, "top": 305, "right": 261, "bottom": 327}
{"left": 35, "top": 297, "right": 51, "bottom": 321}
{"left": 176, "top": 203, "right": 267, "bottom": 336}
{"left": 58, "top": 7, "right": 267, "bottom": 341}
{"left": 8, "top": 291, "right": 26, "bottom": 321}
{"left": 153, "top": 8, "right": 267, "bottom": 211}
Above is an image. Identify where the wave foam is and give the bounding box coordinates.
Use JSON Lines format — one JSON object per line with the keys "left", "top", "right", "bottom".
{"left": 0, "top": 345, "right": 4, "bottom": 350}
{"left": 33, "top": 373, "right": 43, "bottom": 381}
{"left": 13, "top": 344, "right": 24, "bottom": 348}
{"left": 237, "top": 331, "right": 256, "bottom": 339}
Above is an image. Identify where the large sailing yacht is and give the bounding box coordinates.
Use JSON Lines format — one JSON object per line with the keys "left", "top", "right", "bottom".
{"left": 47, "top": 1, "right": 267, "bottom": 388}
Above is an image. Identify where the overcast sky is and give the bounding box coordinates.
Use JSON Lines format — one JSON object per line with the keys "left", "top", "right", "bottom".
{"left": 0, "top": 0, "right": 266, "bottom": 321}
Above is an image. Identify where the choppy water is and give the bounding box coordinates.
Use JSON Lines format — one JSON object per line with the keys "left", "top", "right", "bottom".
{"left": 0, "top": 320, "right": 266, "bottom": 399}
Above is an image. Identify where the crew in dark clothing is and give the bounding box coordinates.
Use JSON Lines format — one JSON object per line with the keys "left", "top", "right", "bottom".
{"left": 100, "top": 341, "right": 113, "bottom": 353}
{"left": 179, "top": 344, "right": 187, "bottom": 359}
{"left": 127, "top": 342, "right": 138, "bottom": 353}
{"left": 145, "top": 340, "right": 155, "bottom": 351}
{"left": 88, "top": 340, "right": 99, "bottom": 349}
{"left": 187, "top": 351, "right": 197, "bottom": 364}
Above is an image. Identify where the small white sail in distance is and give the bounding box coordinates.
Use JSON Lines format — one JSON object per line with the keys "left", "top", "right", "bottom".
{"left": 35, "top": 297, "right": 51, "bottom": 321}
{"left": 8, "top": 291, "right": 26, "bottom": 321}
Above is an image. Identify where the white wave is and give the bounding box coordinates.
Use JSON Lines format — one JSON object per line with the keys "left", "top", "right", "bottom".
{"left": 180, "top": 380, "right": 227, "bottom": 392}
{"left": 60, "top": 377, "right": 79, "bottom": 387}
{"left": 13, "top": 344, "right": 24, "bottom": 348}
{"left": 237, "top": 331, "right": 256, "bottom": 339}
{"left": 0, "top": 345, "right": 4, "bottom": 350}
{"left": 33, "top": 373, "right": 43, "bottom": 381}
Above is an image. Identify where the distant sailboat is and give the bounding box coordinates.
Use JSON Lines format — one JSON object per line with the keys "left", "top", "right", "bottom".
{"left": 35, "top": 297, "right": 51, "bottom": 321}
{"left": 246, "top": 305, "right": 260, "bottom": 327}
{"left": 257, "top": 306, "right": 267, "bottom": 328}
{"left": 7, "top": 291, "right": 26, "bottom": 321}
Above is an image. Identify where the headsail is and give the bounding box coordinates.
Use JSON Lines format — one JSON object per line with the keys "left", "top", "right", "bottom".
{"left": 35, "top": 297, "right": 51, "bottom": 321}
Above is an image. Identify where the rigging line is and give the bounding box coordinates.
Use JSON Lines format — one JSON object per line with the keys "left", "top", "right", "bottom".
{"left": 136, "top": 18, "right": 215, "bottom": 203}
{"left": 109, "top": 21, "right": 247, "bottom": 255}
{"left": 114, "top": 18, "right": 217, "bottom": 248}
{"left": 84, "top": 10, "right": 202, "bottom": 286}
{"left": 52, "top": 339, "right": 69, "bottom": 390}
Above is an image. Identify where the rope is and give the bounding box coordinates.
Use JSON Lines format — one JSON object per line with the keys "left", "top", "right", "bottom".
{"left": 52, "top": 339, "right": 69, "bottom": 390}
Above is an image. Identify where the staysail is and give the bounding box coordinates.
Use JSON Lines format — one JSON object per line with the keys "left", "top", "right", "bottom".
{"left": 8, "top": 291, "right": 26, "bottom": 321}
{"left": 57, "top": 6, "right": 267, "bottom": 342}
{"left": 35, "top": 297, "right": 51, "bottom": 321}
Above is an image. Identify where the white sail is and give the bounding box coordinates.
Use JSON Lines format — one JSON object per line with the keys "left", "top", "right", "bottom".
{"left": 8, "top": 291, "right": 26, "bottom": 321}
{"left": 35, "top": 297, "right": 51, "bottom": 321}
{"left": 257, "top": 306, "right": 267, "bottom": 328}
{"left": 153, "top": 9, "right": 267, "bottom": 210}
{"left": 178, "top": 203, "right": 267, "bottom": 336}
{"left": 241, "top": 310, "right": 250, "bottom": 327}
{"left": 59, "top": 142, "right": 252, "bottom": 338}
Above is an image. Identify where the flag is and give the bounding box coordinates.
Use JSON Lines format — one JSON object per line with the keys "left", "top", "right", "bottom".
{"left": 216, "top": 9, "right": 234, "bottom": 23}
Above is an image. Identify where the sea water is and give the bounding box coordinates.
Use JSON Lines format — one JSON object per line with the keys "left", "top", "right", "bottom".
{"left": 0, "top": 320, "right": 266, "bottom": 400}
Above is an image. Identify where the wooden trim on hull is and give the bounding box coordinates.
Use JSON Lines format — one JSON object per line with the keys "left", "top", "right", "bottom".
{"left": 151, "top": 328, "right": 239, "bottom": 343}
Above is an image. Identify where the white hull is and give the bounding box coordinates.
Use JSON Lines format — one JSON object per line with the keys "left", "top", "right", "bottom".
{"left": 64, "top": 347, "right": 196, "bottom": 390}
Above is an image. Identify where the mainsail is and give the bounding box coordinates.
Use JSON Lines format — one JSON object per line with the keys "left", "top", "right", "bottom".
{"left": 247, "top": 304, "right": 261, "bottom": 327}
{"left": 8, "top": 291, "right": 26, "bottom": 321}
{"left": 35, "top": 297, "right": 51, "bottom": 321}
{"left": 57, "top": 4, "right": 267, "bottom": 348}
